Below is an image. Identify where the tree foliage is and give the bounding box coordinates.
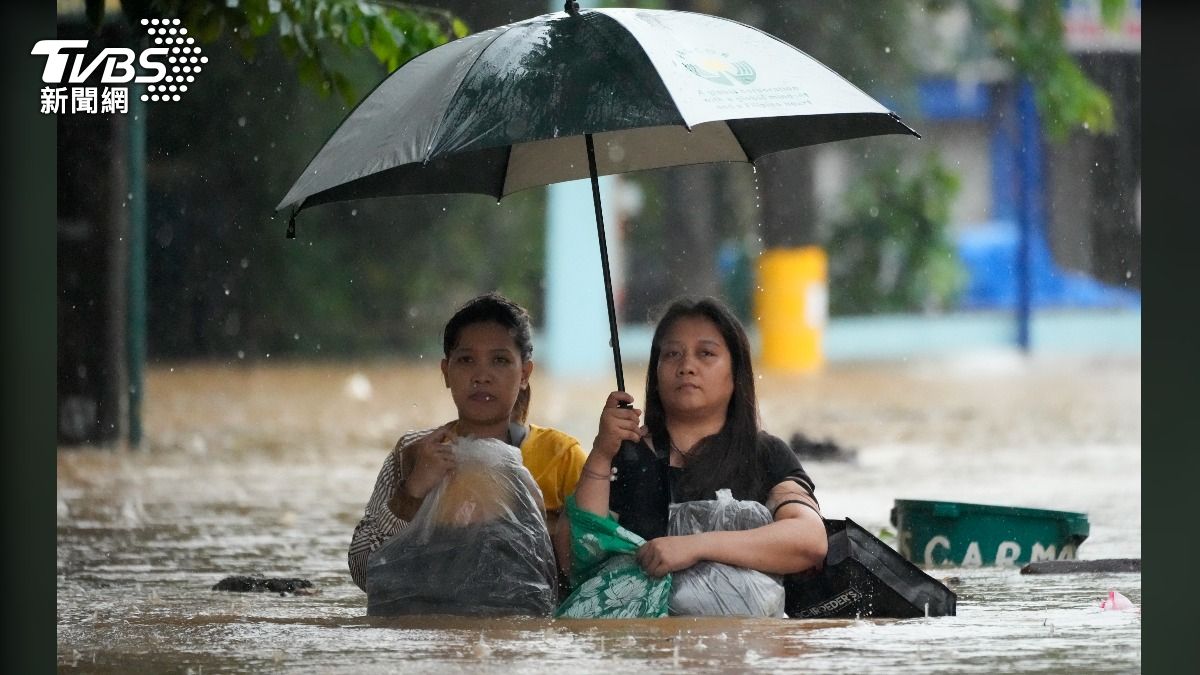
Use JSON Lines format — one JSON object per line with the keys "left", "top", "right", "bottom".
{"left": 825, "top": 152, "right": 965, "bottom": 315}
{"left": 89, "top": 0, "right": 469, "bottom": 104}
{"left": 961, "top": 0, "right": 1126, "bottom": 139}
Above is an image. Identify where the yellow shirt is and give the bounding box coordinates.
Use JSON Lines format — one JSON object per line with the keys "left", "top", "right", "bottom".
{"left": 519, "top": 424, "right": 587, "bottom": 516}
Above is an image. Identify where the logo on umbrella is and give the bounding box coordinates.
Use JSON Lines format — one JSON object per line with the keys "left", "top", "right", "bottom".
{"left": 676, "top": 49, "right": 756, "bottom": 86}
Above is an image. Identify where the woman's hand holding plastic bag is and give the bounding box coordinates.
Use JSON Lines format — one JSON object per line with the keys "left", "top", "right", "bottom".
{"left": 555, "top": 496, "right": 672, "bottom": 618}
{"left": 634, "top": 535, "right": 703, "bottom": 578}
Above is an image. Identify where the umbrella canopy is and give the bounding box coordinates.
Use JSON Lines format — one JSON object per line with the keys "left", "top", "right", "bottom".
{"left": 277, "top": 5, "right": 917, "bottom": 212}
{"left": 278, "top": 4, "right": 919, "bottom": 391}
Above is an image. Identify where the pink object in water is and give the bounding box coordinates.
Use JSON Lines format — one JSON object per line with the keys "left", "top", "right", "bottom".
{"left": 1099, "top": 590, "right": 1135, "bottom": 611}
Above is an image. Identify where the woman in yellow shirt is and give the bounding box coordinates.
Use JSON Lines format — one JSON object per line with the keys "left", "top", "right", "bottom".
{"left": 347, "top": 292, "right": 586, "bottom": 594}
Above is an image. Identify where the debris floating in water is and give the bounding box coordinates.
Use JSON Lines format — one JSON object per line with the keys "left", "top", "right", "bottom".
{"left": 1099, "top": 589, "right": 1136, "bottom": 612}
{"left": 788, "top": 432, "right": 857, "bottom": 462}
{"left": 211, "top": 576, "right": 318, "bottom": 596}
{"left": 1021, "top": 559, "right": 1140, "bottom": 575}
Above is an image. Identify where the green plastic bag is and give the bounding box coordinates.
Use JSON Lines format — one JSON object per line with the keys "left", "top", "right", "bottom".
{"left": 555, "top": 496, "right": 672, "bottom": 618}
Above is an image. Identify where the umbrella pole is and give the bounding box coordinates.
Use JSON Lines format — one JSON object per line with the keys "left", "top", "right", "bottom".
{"left": 584, "top": 133, "right": 626, "bottom": 393}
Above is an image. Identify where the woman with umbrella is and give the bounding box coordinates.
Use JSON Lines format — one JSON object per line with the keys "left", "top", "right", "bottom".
{"left": 571, "top": 297, "right": 827, "bottom": 608}
{"left": 347, "top": 293, "right": 587, "bottom": 604}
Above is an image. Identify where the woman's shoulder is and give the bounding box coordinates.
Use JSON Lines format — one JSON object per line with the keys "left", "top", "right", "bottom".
{"left": 755, "top": 430, "right": 791, "bottom": 454}
{"left": 524, "top": 423, "right": 583, "bottom": 450}
{"left": 392, "top": 427, "right": 439, "bottom": 453}
{"left": 756, "top": 429, "right": 817, "bottom": 493}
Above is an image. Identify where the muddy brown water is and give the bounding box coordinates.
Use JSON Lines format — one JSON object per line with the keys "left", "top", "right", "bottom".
{"left": 58, "top": 353, "right": 1141, "bottom": 673}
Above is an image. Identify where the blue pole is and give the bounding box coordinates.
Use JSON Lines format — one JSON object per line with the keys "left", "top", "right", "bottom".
{"left": 543, "top": 165, "right": 617, "bottom": 378}
{"left": 1015, "top": 79, "right": 1042, "bottom": 353}
{"left": 543, "top": 0, "right": 616, "bottom": 379}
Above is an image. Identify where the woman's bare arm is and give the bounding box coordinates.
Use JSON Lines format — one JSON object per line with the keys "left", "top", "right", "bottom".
{"left": 634, "top": 480, "right": 827, "bottom": 577}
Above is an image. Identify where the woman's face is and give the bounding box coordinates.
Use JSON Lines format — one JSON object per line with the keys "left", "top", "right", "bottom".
{"left": 655, "top": 315, "right": 735, "bottom": 424}
{"left": 440, "top": 321, "right": 531, "bottom": 429}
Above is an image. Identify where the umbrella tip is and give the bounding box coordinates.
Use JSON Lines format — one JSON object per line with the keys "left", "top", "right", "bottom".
{"left": 889, "top": 112, "right": 922, "bottom": 139}
{"left": 564, "top": 1, "right": 580, "bottom": 17}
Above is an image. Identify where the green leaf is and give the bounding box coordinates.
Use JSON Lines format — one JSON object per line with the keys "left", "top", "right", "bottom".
{"left": 296, "top": 55, "right": 324, "bottom": 93}
{"left": 248, "top": 11, "right": 274, "bottom": 37}
{"left": 278, "top": 34, "right": 298, "bottom": 59}
{"left": 236, "top": 34, "right": 259, "bottom": 61}
{"left": 451, "top": 18, "right": 470, "bottom": 39}
{"left": 194, "top": 7, "right": 226, "bottom": 43}
{"left": 369, "top": 17, "right": 397, "bottom": 64}
{"left": 331, "top": 71, "right": 357, "bottom": 107}
{"left": 346, "top": 20, "right": 365, "bottom": 47}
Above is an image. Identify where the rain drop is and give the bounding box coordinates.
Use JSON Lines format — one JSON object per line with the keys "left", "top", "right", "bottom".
{"left": 350, "top": 209, "right": 358, "bottom": 216}
{"left": 237, "top": 350, "right": 245, "bottom": 359}
{"left": 240, "top": 258, "right": 249, "bottom": 269}
{"left": 1125, "top": 270, "right": 1132, "bottom": 279}
{"left": 884, "top": 46, "right": 891, "bottom": 54}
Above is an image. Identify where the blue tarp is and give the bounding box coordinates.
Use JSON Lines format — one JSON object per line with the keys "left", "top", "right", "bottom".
{"left": 954, "top": 220, "right": 1141, "bottom": 310}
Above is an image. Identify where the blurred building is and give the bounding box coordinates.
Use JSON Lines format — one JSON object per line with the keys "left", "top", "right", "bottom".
{"left": 814, "top": 0, "right": 1141, "bottom": 312}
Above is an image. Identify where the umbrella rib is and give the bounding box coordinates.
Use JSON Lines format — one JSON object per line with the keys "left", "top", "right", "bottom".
{"left": 593, "top": 10, "right": 694, "bottom": 133}
{"left": 423, "top": 20, "right": 527, "bottom": 165}
{"left": 497, "top": 144, "right": 515, "bottom": 200}
{"left": 718, "top": 121, "right": 753, "bottom": 163}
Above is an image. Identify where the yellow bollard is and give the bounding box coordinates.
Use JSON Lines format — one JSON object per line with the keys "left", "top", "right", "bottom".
{"left": 755, "top": 247, "right": 828, "bottom": 372}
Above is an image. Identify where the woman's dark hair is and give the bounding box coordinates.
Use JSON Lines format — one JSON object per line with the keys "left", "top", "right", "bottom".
{"left": 442, "top": 292, "right": 534, "bottom": 424}
{"left": 645, "top": 296, "right": 766, "bottom": 501}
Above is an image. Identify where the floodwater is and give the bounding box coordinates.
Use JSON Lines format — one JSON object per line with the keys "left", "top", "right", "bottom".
{"left": 58, "top": 352, "right": 1141, "bottom": 673}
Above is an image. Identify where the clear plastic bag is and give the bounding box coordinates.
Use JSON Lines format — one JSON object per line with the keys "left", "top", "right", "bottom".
{"left": 366, "top": 436, "right": 557, "bottom": 616}
{"left": 667, "top": 488, "right": 786, "bottom": 617}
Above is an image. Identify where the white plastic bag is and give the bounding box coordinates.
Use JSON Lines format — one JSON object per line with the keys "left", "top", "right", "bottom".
{"left": 667, "top": 489, "right": 786, "bottom": 617}
{"left": 366, "top": 436, "right": 557, "bottom": 616}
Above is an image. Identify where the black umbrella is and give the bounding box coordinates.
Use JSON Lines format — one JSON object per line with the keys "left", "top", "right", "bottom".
{"left": 278, "top": 2, "right": 919, "bottom": 392}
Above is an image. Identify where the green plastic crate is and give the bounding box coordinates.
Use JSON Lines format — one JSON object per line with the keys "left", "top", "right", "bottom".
{"left": 891, "top": 499, "right": 1090, "bottom": 568}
